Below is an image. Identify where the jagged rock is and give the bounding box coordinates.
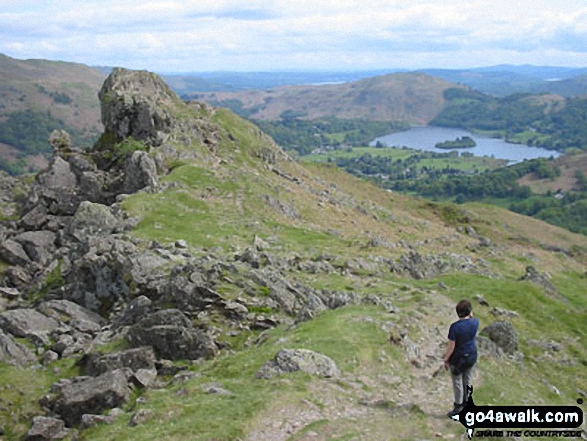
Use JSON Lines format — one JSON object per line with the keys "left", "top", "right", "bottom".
{"left": 114, "top": 295, "right": 152, "bottom": 328}
{"left": 98, "top": 68, "right": 177, "bottom": 146}
{"left": 126, "top": 309, "right": 218, "bottom": 360}
{"left": 0, "top": 309, "right": 61, "bottom": 341}
{"left": 67, "top": 201, "right": 121, "bottom": 241}
{"left": 256, "top": 348, "right": 340, "bottom": 379}
{"left": 0, "top": 286, "right": 21, "bottom": 300}
{"left": 5, "top": 265, "right": 33, "bottom": 288}
{"left": 263, "top": 195, "right": 300, "bottom": 220}
{"left": 37, "top": 300, "right": 105, "bottom": 333}
{"left": 480, "top": 321, "right": 518, "bottom": 355}
{"left": 122, "top": 151, "right": 158, "bottom": 194}
{"left": 13, "top": 231, "right": 56, "bottom": 265}
{"left": 473, "top": 294, "right": 489, "bottom": 306}
{"left": 0, "top": 329, "right": 37, "bottom": 366}
{"left": 20, "top": 205, "right": 48, "bottom": 230}
{"left": 490, "top": 306, "right": 519, "bottom": 318}
{"left": 253, "top": 235, "right": 270, "bottom": 251}
{"left": 131, "top": 368, "right": 158, "bottom": 388}
{"left": 520, "top": 266, "right": 560, "bottom": 298}
{"left": 80, "top": 414, "right": 115, "bottom": 430}
{"left": 27, "top": 157, "right": 80, "bottom": 215}
{"left": 155, "top": 359, "right": 188, "bottom": 376}
{"left": 50, "top": 370, "right": 131, "bottom": 427}
{"left": 128, "top": 409, "right": 154, "bottom": 427}
{"left": 84, "top": 347, "right": 156, "bottom": 377}
{"left": 0, "top": 239, "right": 31, "bottom": 266}
{"left": 43, "top": 350, "right": 59, "bottom": 366}
{"left": 27, "top": 416, "right": 69, "bottom": 440}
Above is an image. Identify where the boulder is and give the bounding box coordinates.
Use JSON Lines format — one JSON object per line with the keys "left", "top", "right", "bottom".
{"left": 0, "top": 329, "right": 37, "bottom": 366}
{"left": 27, "top": 416, "right": 69, "bottom": 441}
{"left": 0, "top": 309, "right": 61, "bottom": 340}
{"left": 126, "top": 309, "right": 218, "bottom": 360}
{"left": 51, "top": 370, "right": 131, "bottom": 427}
{"left": 122, "top": 150, "right": 158, "bottom": 193}
{"left": 520, "top": 266, "right": 560, "bottom": 298}
{"left": 479, "top": 321, "right": 518, "bottom": 355}
{"left": 0, "top": 239, "right": 31, "bottom": 266}
{"left": 37, "top": 300, "right": 105, "bottom": 331}
{"left": 27, "top": 157, "right": 80, "bottom": 215}
{"left": 67, "top": 201, "right": 121, "bottom": 241}
{"left": 19, "top": 205, "right": 48, "bottom": 230}
{"left": 14, "top": 231, "right": 57, "bottom": 265}
{"left": 98, "top": 68, "right": 177, "bottom": 146}
{"left": 84, "top": 347, "right": 156, "bottom": 377}
{"left": 256, "top": 348, "right": 340, "bottom": 379}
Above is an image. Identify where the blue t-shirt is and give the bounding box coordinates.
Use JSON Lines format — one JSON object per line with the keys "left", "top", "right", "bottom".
{"left": 448, "top": 317, "right": 479, "bottom": 362}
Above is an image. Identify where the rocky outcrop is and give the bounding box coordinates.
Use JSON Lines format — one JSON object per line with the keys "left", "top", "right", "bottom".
{"left": 98, "top": 68, "right": 178, "bottom": 146}
{"left": 479, "top": 321, "right": 518, "bottom": 355}
{"left": 256, "top": 349, "right": 340, "bottom": 379}
{"left": 83, "top": 347, "right": 156, "bottom": 377}
{"left": 0, "top": 329, "right": 37, "bottom": 366}
{"left": 126, "top": 309, "right": 218, "bottom": 360}
{"left": 49, "top": 370, "right": 131, "bottom": 427}
{"left": 27, "top": 416, "right": 69, "bottom": 441}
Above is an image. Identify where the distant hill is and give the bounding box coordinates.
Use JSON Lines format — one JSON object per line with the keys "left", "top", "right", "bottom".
{"left": 420, "top": 66, "right": 587, "bottom": 97}
{"left": 189, "top": 72, "right": 465, "bottom": 124}
{"left": 0, "top": 53, "right": 105, "bottom": 173}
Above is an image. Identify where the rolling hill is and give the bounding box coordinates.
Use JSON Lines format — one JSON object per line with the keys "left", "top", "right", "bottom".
{"left": 189, "top": 72, "right": 465, "bottom": 124}
{"left": 0, "top": 53, "right": 106, "bottom": 172}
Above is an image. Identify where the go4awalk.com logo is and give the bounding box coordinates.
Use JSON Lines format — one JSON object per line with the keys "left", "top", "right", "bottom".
{"left": 450, "top": 387, "right": 584, "bottom": 439}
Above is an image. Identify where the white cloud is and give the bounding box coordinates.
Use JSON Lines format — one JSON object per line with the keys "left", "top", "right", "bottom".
{"left": 1, "top": 0, "right": 586, "bottom": 70}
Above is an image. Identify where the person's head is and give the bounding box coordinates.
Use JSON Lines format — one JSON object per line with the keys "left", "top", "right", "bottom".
{"left": 456, "top": 299, "right": 472, "bottom": 318}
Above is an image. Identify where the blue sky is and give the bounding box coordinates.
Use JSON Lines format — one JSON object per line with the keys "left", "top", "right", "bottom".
{"left": 1, "top": 0, "right": 587, "bottom": 72}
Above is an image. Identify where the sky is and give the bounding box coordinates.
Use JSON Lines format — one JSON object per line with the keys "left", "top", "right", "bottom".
{"left": 1, "top": 0, "right": 587, "bottom": 72}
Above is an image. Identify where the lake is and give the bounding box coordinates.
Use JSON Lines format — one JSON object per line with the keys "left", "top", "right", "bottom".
{"left": 371, "top": 126, "right": 560, "bottom": 162}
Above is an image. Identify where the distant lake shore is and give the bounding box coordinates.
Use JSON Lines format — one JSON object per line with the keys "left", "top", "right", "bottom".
{"left": 371, "top": 126, "right": 560, "bottom": 162}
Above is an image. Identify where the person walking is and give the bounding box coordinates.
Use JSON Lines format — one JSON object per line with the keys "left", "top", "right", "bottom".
{"left": 443, "top": 299, "right": 479, "bottom": 417}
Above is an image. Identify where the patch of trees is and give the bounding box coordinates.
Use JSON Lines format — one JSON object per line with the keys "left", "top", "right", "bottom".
{"left": 0, "top": 110, "right": 68, "bottom": 155}
{"left": 252, "top": 117, "right": 409, "bottom": 156}
{"left": 432, "top": 89, "right": 587, "bottom": 152}
{"left": 435, "top": 136, "right": 476, "bottom": 149}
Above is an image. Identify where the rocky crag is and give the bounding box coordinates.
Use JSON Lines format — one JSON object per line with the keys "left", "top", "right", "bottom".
{"left": 0, "top": 69, "right": 586, "bottom": 440}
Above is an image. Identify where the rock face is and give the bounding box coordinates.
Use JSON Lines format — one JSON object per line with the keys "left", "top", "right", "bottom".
{"left": 98, "top": 68, "right": 178, "bottom": 146}
{"left": 479, "top": 321, "right": 518, "bottom": 355}
{"left": 0, "top": 329, "right": 37, "bottom": 366}
{"left": 50, "top": 370, "right": 131, "bottom": 427}
{"left": 122, "top": 150, "right": 158, "bottom": 193}
{"left": 126, "top": 309, "right": 218, "bottom": 360}
{"left": 256, "top": 349, "right": 340, "bottom": 379}
{"left": 83, "top": 347, "right": 156, "bottom": 377}
{"left": 27, "top": 416, "right": 69, "bottom": 441}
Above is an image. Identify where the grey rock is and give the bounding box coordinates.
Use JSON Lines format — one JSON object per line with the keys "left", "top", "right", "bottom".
{"left": 20, "top": 205, "right": 48, "bottom": 230}
{"left": 80, "top": 414, "right": 115, "bottom": 430}
{"left": 128, "top": 409, "right": 154, "bottom": 427}
{"left": 490, "top": 306, "right": 519, "bottom": 318}
{"left": 27, "top": 157, "right": 80, "bottom": 215}
{"left": 256, "top": 348, "right": 340, "bottom": 379}
{"left": 127, "top": 309, "right": 218, "bottom": 360}
{"left": 0, "top": 329, "right": 37, "bottom": 366}
{"left": 27, "top": 416, "right": 69, "bottom": 440}
{"left": 14, "top": 231, "right": 56, "bottom": 265}
{"left": 51, "top": 370, "right": 131, "bottom": 427}
{"left": 68, "top": 201, "right": 121, "bottom": 241}
{"left": 132, "top": 368, "right": 158, "bottom": 388}
{"left": 84, "top": 347, "right": 156, "bottom": 377}
{"left": 0, "top": 309, "right": 61, "bottom": 340}
{"left": 99, "top": 68, "right": 177, "bottom": 145}
{"left": 114, "top": 295, "right": 152, "bottom": 328}
{"left": 5, "top": 265, "right": 32, "bottom": 288}
{"left": 38, "top": 300, "right": 105, "bottom": 328}
{"left": 123, "top": 150, "right": 158, "bottom": 193}
{"left": 43, "top": 350, "right": 59, "bottom": 366}
{"left": 0, "top": 287, "right": 21, "bottom": 300}
{"left": 0, "top": 239, "right": 31, "bottom": 266}
{"left": 520, "top": 266, "right": 561, "bottom": 299}
{"left": 480, "top": 321, "right": 518, "bottom": 355}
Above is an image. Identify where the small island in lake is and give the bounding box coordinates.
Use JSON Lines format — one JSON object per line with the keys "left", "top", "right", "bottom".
{"left": 435, "top": 136, "right": 476, "bottom": 149}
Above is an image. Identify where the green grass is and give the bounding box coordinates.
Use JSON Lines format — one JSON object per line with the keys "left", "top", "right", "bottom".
{"left": 80, "top": 305, "right": 404, "bottom": 441}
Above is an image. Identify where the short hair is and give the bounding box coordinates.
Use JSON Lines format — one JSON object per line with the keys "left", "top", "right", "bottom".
{"left": 456, "top": 299, "right": 472, "bottom": 318}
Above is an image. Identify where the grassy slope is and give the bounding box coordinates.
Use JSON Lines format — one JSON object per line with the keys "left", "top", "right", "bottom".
{"left": 193, "top": 73, "right": 464, "bottom": 124}
{"left": 1, "top": 96, "right": 586, "bottom": 440}
{"left": 0, "top": 54, "right": 105, "bottom": 147}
